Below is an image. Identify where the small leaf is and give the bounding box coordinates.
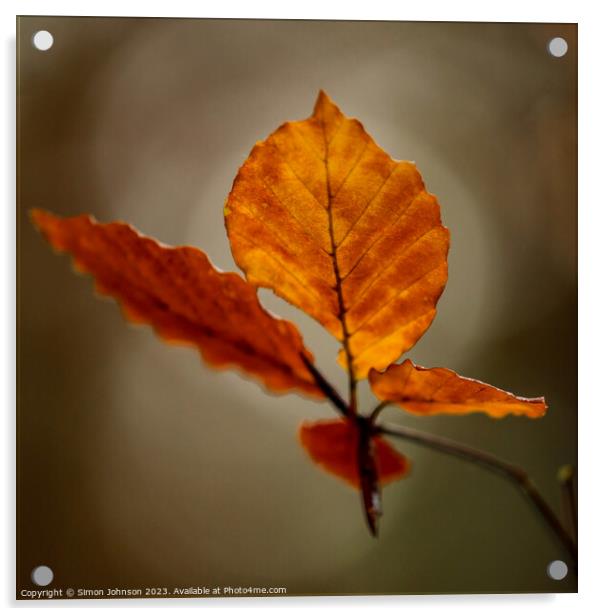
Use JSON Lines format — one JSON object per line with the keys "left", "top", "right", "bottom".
{"left": 31, "top": 209, "right": 324, "bottom": 398}
{"left": 225, "top": 91, "right": 449, "bottom": 379}
{"left": 298, "top": 418, "right": 410, "bottom": 487}
{"left": 369, "top": 359, "right": 547, "bottom": 419}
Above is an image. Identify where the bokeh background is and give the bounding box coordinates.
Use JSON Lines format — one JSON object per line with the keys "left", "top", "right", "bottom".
{"left": 17, "top": 17, "right": 577, "bottom": 596}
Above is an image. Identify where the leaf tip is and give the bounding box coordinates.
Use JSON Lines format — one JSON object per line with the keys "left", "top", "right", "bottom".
{"left": 29, "top": 208, "right": 65, "bottom": 249}
{"left": 530, "top": 397, "right": 549, "bottom": 418}
{"left": 315, "top": 88, "right": 330, "bottom": 105}
{"left": 312, "top": 89, "right": 340, "bottom": 120}
{"left": 29, "top": 207, "right": 53, "bottom": 231}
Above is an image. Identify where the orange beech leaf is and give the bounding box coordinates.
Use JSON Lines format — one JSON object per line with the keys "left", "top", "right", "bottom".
{"left": 31, "top": 209, "right": 324, "bottom": 398}
{"left": 369, "top": 359, "right": 547, "bottom": 419}
{"left": 225, "top": 91, "right": 449, "bottom": 379}
{"left": 298, "top": 418, "right": 410, "bottom": 488}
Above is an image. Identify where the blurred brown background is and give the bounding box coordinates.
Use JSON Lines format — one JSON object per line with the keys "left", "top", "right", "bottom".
{"left": 17, "top": 17, "right": 577, "bottom": 596}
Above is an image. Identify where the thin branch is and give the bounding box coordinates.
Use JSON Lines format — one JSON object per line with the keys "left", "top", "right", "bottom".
{"left": 368, "top": 400, "right": 389, "bottom": 424}
{"left": 377, "top": 422, "right": 577, "bottom": 564}
{"left": 348, "top": 371, "right": 358, "bottom": 415}
{"left": 558, "top": 465, "right": 577, "bottom": 544}
{"left": 301, "top": 355, "right": 349, "bottom": 417}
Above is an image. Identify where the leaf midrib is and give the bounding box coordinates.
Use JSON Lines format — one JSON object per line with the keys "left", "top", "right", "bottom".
{"left": 320, "top": 117, "right": 357, "bottom": 389}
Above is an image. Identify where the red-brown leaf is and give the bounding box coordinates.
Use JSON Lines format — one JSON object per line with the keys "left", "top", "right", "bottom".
{"left": 369, "top": 359, "right": 547, "bottom": 419}
{"left": 298, "top": 418, "right": 410, "bottom": 487}
{"left": 31, "top": 209, "right": 324, "bottom": 398}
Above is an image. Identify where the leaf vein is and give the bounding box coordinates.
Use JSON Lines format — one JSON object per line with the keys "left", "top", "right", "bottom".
{"left": 427, "top": 373, "right": 457, "bottom": 401}
{"left": 345, "top": 223, "right": 440, "bottom": 313}
{"left": 289, "top": 124, "right": 325, "bottom": 162}
{"left": 229, "top": 229, "right": 326, "bottom": 306}
{"left": 326, "top": 116, "right": 345, "bottom": 146}
{"left": 335, "top": 164, "right": 399, "bottom": 249}
{"left": 340, "top": 191, "right": 423, "bottom": 283}
{"left": 353, "top": 309, "right": 436, "bottom": 362}
{"left": 331, "top": 138, "right": 370, "bottom": 199}
{"left": 349, "top": 259, "right": 444, "bottom": 336}
{"left": 272, "top": 144, "right": 328, "bottom": 211}
{"left": 257, "top": 176, "right": 330, "bottom": 256}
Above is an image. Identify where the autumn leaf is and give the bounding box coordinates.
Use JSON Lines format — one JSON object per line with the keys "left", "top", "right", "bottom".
{"left": 225, "top": 91, "right": 449, "bottom": 379}
{"left": 30, "top": 209, "right": 324, "bottom": 398}
{"left": 369, "top": 359, "right": 547, "bottom": 419}
{"left": 298, "top": 419, "right": 409, "bottom": 487}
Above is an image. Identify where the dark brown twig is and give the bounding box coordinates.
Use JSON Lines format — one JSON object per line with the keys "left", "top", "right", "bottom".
{"left": 377, "top": 422, "right": 577, "bottom": 564}
{"left": 301, "top": 355, "right": 349, "bottom": 417}
{"left": 368, "top": 400, "right": 389, "bottom": 424}
{"left": 357, "top": 417, "right": 382, "bottom": 536}
{"left": 558, "top": 465, "right": 577, "bottom": 544}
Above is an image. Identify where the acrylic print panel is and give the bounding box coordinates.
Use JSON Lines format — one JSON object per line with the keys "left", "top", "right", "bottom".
{"left": 17, "top": 16, "right": 577, "bottom": 599}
